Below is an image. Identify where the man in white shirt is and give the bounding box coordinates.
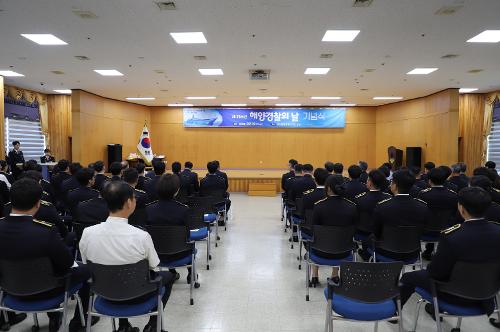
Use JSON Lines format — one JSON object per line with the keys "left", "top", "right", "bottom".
{"left": 80, "top": 181, "right": 173, "bottom": 332}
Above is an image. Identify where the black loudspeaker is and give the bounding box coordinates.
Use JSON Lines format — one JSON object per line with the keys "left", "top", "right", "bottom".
{"left": 107, "top": 144, "right": 122, "bottom": 167}
{"left": 406, "top": 147, "right": 422, "bottom": 169}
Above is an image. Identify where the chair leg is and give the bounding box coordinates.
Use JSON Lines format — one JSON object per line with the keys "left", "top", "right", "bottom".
{"left": 206, "top": 231, "right": 210, "bottom": 270}
{"left": 33, "top": 313, "right": 39, "bottom": 328}
{"left": 397, "top": 298, "right": 403, "bottom": 332}
{"left": 324, "top": 301, "right": 331, "bottom": 332}
{"left": 412, "top": 298, "right": 424, "bottom": 332}
{"left": 306, "top": 260, "right": 310, "bottom": 301}
{"left": 62, "top": 291, "right": 69, "bottom": 332}
{"left": 432, "top": 296, "right": 443, "bottom": 332}
{"left": 86, "top": 295, "right": 94, "bottom": 332}
{"left": 157, "top": 293, "right": 163, "bottom": 332}
{"left": 190, "top": 257, "right": 195, "bottom": 305}
{"left": 456, "top": 317, "right": 462, "bottom": 330}
{"left": 111, "top": 318, "right": 117, "bottom": 332}
{"left": 75, "top": 294, "right": 85, "bottom": 327}
{"left": 374, "top": 321, "right": 379, "bottom": 332}
{"left": 298, "top": 239, "right": 303, "bottom": 270}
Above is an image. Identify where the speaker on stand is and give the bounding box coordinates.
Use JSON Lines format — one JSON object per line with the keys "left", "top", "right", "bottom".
{"left": 406, "top": 147, "right": 422, "bottom": 169}
{"left": 107, "top": 144, "right": 122, "bottom": 168}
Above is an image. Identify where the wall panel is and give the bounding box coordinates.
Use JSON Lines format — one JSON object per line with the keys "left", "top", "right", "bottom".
{"left": 47, "top": 95, "right": 72, "bottom": 161}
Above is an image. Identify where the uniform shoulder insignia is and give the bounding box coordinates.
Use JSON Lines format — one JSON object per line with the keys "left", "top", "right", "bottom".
{"left": 377, "top": 198, "right": 392, "bottom": 205}
{"left": 447, "top": 188, "right": 457, "bottom": 194}
{"left": 91, "top": 188, "right": 100, "bottom": 193}
{"left": 43, "top": 191, "right": 50, "bottom": 196}
{"left": 442, "top": 223, "right": 461, "bottom": 235}
{"left": 135, "top": 189, "right": 146, "bottom": 194}
{"left": 144, "top": 177, "right": 152, "bottom": 181}
{"left": 40, "top": 200, "right": 53, "bottom": 206}
{"left": 145, "top": 200, "right": 158, "bottom": 206}
{"left": 68, "top": 188, "right": 78, "bottom": 193}
{"left": 41, "top": 179, "right": 50, "bottom": 184}
{"left": 415, "top": 198, "right": 428, "bottom": 205}
{"left": 382, "top": 191, "right": 391, "bottom": 196}
{"left": 342, "top": 197, "right": 356, "bottom": 205}
{"left": 33, "top": 219, "right": 54, "bottom": 227}
{"left": 420, "top": 188, "right": 431, "bottom": 193}
{"left": 355, "top": 192, "right": 367, "bottom": 199}
{"left": 80, "top": 198, "right": 94, "bottom": 204}
{"left": 314, "top": 197, "right": 327, "bottom": 205}
{"left": 303, "top": 189, "right": 314, "bottom": 195}
{"left": 489, "top": 221, "right": 500, "bottom": 226}
{"left": 175, "top": 200, "right": 189, "bottom": 207}
{"left": 492, "top": 188, "right": 500, "bottom": 193}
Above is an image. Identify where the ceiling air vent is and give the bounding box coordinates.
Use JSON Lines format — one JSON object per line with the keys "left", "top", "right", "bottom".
{"left": 353, "top": 0, "right": 373, "bottom": 7}
{"left": 51, "top": 70, "right": 65, "bottom": 75}
{"left": 154, "top": 69, "right": 165, "bottom": 74}
{"left": 72, "top": 10, "right": 98, "bottom": 19}
{"left": 74, "top": 55, "right": 90, "bottom": 61}
{"left": 441, "top": 54, "right": 459, "bottom": 59}
{"left": 320, "top": 53, "right": 333, "bottom": 59}
{"left": 435, "top": 5, "right": 463, "bottom": 15}
{"left": 468, "top": 69, "right": 483, "bottom": 74}
{"left": 249, "top": 70, "right": 270, "bottom": 81}
{"left": 155, "top": 1, "right": 176, "bottom": 10}
{"left": 193, "top": 55, "right": 207, "bottom": 61}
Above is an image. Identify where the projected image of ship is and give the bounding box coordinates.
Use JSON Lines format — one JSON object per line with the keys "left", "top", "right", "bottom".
{"left": 183, "top": 109, "right": 223, "bottom": 127}
{"left": 185, "top": 115, "right": 217, "bottom": 126}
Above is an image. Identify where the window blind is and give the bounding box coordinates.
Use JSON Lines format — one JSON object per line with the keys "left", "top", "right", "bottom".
{"left": 4, "top": 118, "right": 46, "bottom": 161}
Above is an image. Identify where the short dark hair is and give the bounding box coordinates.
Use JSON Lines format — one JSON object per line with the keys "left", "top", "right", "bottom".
{"left": 470, "top": 175, "right": 492, "bottom": 191}
{"left": 153, "top": 160, "right": 166, "bottom": 175}
{"left": 122, "top": 168, "right": 139, "bottom": 184}
{"left": 94, "top": 161, "right": 104, "bottom": 172}
{"left": 158, "top": 174, "right": 180, "bottom": 200}
{"left": 392, "top": 169, "right": 416, "bottom": 194}
{"left": 333, "top": 163, "right": 344, "bottom": 174}
{"left": 25, "top": 160, "right": 41, "bottom": 172}
{"left": 44, "top": 148, "right": 50, "bottom": 153}
{"left": 12, "top": 141, "right": 20, "bottom": 146}
{"left": 109, "top": 161, "right": 123, "bottom": 176}
{"left": 368, "top": 169, "right": 387, "bottom": 190}
{"left": 0, "top": 160, "right": 7, "bottom": 169}
{"left": 424, "top": 162, "right": 435, "bottom": 171}
{"left": 75, "top": 168, "right": 95, "bottom": 186}
{"left": 56, "top": 159, "right": 70, "bottom": 172}
{"left": 102, "top": 181, "right": 134, "bottom": 213}
{"left": 21, "top": 170, "right": 43, "bottom": 182}
{"left": 348, "top": 165, "right": 362, "bottom": 179}
{"left": 473, "top": 167, "right": 497, "bottom": 182}
{"left": 213, "top": 160, "right": 220, "bottom": 168}
{"left": 11, "top": 178, "right": 42, "bottom": 210}
{"left": 458, "top": 187, "right": 491, "bottom": 218}
{"left": 325, "top": 174, "right": 346, "bottom": 196}
{"left": 302, "top": 164, "right": 313, "bottom": 173}
{"left": 439, "top": 165, "right": 452, "bottom": 179}
{"left": 410, "top": 166, "right": 421, "bottom": 177}
{"left": 293, "top": 164, "right": 303, "bottom": 173}
{"left": 172, "top": 161, "right": 182, "bottom": 174}
{"left": 451, "top": 163, "right": 461, "bottom": 174}
{"left": 378, "top": 165, "right": 390, "bottom": 178}
{"left": 69, "top": 162, "right": 82, "bottom": 175}
{"left": 207, "top": 161, "right": 218, "bottom": 174}
{"left": 428, "top": 167, "right": 446, "bottom": 185}
{"left": 185, "top": 161, "right": 193, "bottom": 169}
{"left": 324, "top": 161, "right": 335, "bottom": 173}
{"left": 136, "top": 162, "right": 145, "bottom": 174}
{"left": 382, "top": 162, "right": 393, "bottom": 171}
{"left": 459, "top": 162, "right": 467, "bottom": 173}
{"left": 313, "top": 168, "right": 329, "bottom": 186}
{"left": 485, "top": 161, "right": 497, "bottom": 169}
{"left": 289, "top": 159, "right": 298, "bottom": 167}
{"left": 358, "top": 161, "right": 368, "bottom": 172}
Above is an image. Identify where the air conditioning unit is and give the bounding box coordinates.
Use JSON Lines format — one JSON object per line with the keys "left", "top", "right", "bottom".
{"left": 249, "top": 70, "right": 270, "bottom": 81}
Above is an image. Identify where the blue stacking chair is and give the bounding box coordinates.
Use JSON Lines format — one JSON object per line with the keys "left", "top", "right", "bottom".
{"left": 289, "top": 197, "right": 305, "bottom": 250}
{"left": 420, "top": 208, "right": 455, "bottom": 256}
{"left": 85, "top": 260, "right": 164, "bottom": 332}
{"left": 297, "top": 209, "right": 313, "bottom": 270}
{"left": 186, "top": 199, "right": 212, "bottom": 270}
{"left": 0, "top": 257, "right": 85, "bottom": 332}
{"left": 411, "top": 260, "right": 500, "bottom": 332}
{"left": 305, "top": 224, "right": 356, "bottom": 301}
{"left": 145, "top": 225, "right": 199, "bottom": 305}
{"left": 324, "top": 261, "right": 404, "bottom": 332}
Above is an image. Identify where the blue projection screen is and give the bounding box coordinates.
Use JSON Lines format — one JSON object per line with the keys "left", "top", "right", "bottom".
{"left": 183, "top": 108, "right": 346, "bottom": 128}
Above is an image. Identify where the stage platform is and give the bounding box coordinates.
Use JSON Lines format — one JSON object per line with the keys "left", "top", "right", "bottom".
{"left": 196, "top": 169, "right": 284, "bottom": 195}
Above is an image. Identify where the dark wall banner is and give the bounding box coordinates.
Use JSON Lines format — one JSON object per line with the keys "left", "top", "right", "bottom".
{"left": 183, "top": 108, "right": 346, "bottom": 128}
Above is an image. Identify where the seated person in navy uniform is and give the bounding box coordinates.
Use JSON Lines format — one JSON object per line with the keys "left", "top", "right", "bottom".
{"left": 356, "top": 169, "right": 392, "bottom": 260}
{"left": 439, "top": 165, "right": 458, "bottom": 193}
{"left": 333, "top": 162, "right": 350, "bottom": 183}
{"left": 145, "top": 160, "right": 166, "bottom": 202}
{"left": 51, "top": 160, "right": 72, "bottom": 203}
{"left": 344, "top": 165, "right": 368, "bottom": 201}
{"left": 40, "top": 148, "right": 55, "bottom": 163}
{"left": 171, "top": 161, "right": 191, "bottom": 199}
{"left": 324, "top": 161, "right": 334, "bottom": 174}
{"left": 123, "top": 168, "right": 148, "bottom": 209}
{"left": 300, "top": 167, "right": 330, "bottom": 236}
{"left": 25, "top": 160, "right": 57, "bottom": 203}
{"left": 136, "top": 162, "right": 152, "bottom": 191}
{"left": 67, "top": 168, "right": 99, "bottom": 216}
{"left": 420, "top": 161, "right": 436, "bottom": 183}
{"left": 213, "top": 160, "right": 229, "bottom": 191}
{"left": 76, "top": 197, "right": 109, "bottom": 225}
{"left": 181, "top": 161, "right": 200, "bottom": 194}
{"left": 467, "top": 176, "right": 500, "bottom": 223}
{"left": 285, "top": 163, "right": 303, "bottom": 204}
{"left": 399, "top": 187, "right": 500, "bottom": 316}
{"left": 418, "top": 167, "right": 458, "bottom": 260}
{"left": 288, "top": 164, "right": 316, "bottom": 241}
{"left": 473, "top": 167, "right": 500, "bottom": 204}
{"left": 358, "top": 161, "right": 369, "bottom": 184}
{"left": 109, "top": 161, "right": 123, "bottom": 181}
{"left": 378, "top": 165, "right": 393, "bottom": 194}
{"left": 200, "top": 161, "right": 231, "bottom": 211}
{"left": 448, "top": 163, "right": 469, "bottom": 192}
{"left": 92, "top": 160, "right": 109, "bottom": 192}
{"left": 60, "top": 162, "right": 83, "bottom": 202}
{"left": 0, "top": 159, "right": 14, "bottom": 185}
{"left": 364, "top": 169, "right": 430, "bottom": 262}
{"left": 281, "top": 159, "right": 298, "bottom": 192}
{"left": 0, "top": 178, "right": 95, "bottom": 332}
{"left": 409, "top": 166, "right": 428, "bottom": 197}
{"left": 310, "top": 174, "right": 358, "bottom": 285}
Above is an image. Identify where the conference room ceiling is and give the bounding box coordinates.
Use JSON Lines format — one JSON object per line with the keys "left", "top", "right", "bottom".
{"left": 0, "top": 0, "right": 499, "bottom": 107}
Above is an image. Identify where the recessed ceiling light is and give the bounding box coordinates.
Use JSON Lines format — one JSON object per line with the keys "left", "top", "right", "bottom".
{"left": 276, "top": 103, "right": 302, "bottom": 107}
{"left": 170, "top": 32, "right": 207, "bottom": 44}
{"left": 168, "top": 103, "right": 193, "bottom": 107}
{"left": 467, "top": 30, "right": 500, "bottom": 43}
{"left": 407, "top": 68, "right": 438, "bottom": 75}
{"left": 221, "top": 103, "right": 247, "bottom": 107}
{"left": 248, "top": 96, "right": 279, "bottom": 100}
{"left": 53, "top": 89, "right": 71, "bottom": 94}
{"left": 21, "top": 34, "right": 67, "bottom": 45}
{"left": 330, "top": 103, "right": 356, "bottom": 107}
{"left": 311, "top": 96, "right": 341, "bottom": 100}
{"left": 0, "top": 70, "right": 24, "bottom": 77}
{"left": 459, "top": 88, "right": 478, "bottom": 93}
{"left": 94, "top": 69, "right": 123, "bottom": 76}
{"left": 322, "top": 30, "right": 360, "bottom": 42}
{"left": 304, "top": 67, "right": 331, "bottom": 75}
{"left": 126, "top": 97, "right": 155, "bottom": 100}
{"left": 198, "top": 68, "right": 224, "bottom": 76}
{"left": 185, "top": 96, "right": 216, "bottom": 100}
{"left": 373, "top": 96, "right": 403, "bottom": 100}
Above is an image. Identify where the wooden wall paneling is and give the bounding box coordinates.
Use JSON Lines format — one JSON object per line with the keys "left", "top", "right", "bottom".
{"left": 458, "top": 94, "right": 485, "bottom": 173}
{"left": 47, "top": 95, "right": 72, "bottom": 161}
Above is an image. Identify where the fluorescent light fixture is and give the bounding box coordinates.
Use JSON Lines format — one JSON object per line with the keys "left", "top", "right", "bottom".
{"left": 459, "top": 88, "right": 478, "bottom": 93}
{"left": 185, "top": 96, "right": 216, "bottom": 100}
{"left": 322, "top": 30, "right": 360, "bottom": 42}
{"left": 276, "top": 103, "right": 301, "bottom": 107}
{"left": 126, "top": 97, "right": 155, "bottom": 100}
{"left": 170, "top": 32, "right": 207, "bottom": 44}
{"left": 0, "top": 70, "right": 24, "bottom": 77}
{"left": 168, "top": 103, "right": 193, "bottom": 107}
{"left": 373, "top": 96, "right": 403, "bottom": 100}
{"left": 221, "top": 103, "right": 247, "bottom": 107}
{"left": 248, "top": 96, "right": 279, "bottom": 100}
{"left": 304, "top": 67, "right": 331, "bottom": 75}
{"left": 21, "top": 34, "right": 67, "bottom": 45}
{"left": 467, "top": 30, "right": 500, "bottom": 43}
{"left": 407, "top": 68, "right": 438, "bottom": 75}
{"left": 311, "top": 96, "right": 341, "bottom": 100}
{"left": 330, "top": 103, "right": 356, "bottom": 107}
{"left": 94, "top": 69, "right": 123, "bottom": 76}
{"left": 198, "top": 68, "right": 224, "bottom": 76}
{"left": 53, "top": 89, "right": 71, "bottom": 94}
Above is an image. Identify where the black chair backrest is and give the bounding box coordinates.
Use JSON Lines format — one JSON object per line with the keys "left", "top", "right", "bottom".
{"left": 294, "top": 197, "right": 304, "bottom": 218}
{"left": 145, "top": 225, "right": 193, "bottom": 260}
{"left": 379, "top": 224, "right": 423, "bottom": 254}
{"left": 187, "top": 196, "right": 217, "bottom": 217}
{"left": 357, "top": 210, "right": 374, "bottom": 233}
{"left": 436, "top": 260, "right": 500, "bottom": 300}
{"left": 303, "top": 209, "right": 313, "bottom": 227}
{"left": 3, "top": 202, "right": 11, "bottom": 219}
{"left": 72, "top": 221, "right": 97, "bottom": 241}
{"left": 334, "top": 261, "right": 403, "bottom": 303}
{"left": 311, "top": 224, "right": 356, "bottom": 255}
{"left": 0, "top": 257, "right": 61, "bottom": 296}
{"left": 87, "top": 259, "right": 157, "bottom": 301}
{"left": 129, "top": 207, "right": 147, "bottom": 226}
{"left": 425, "top": 208, "right": 456, "bottom": 232}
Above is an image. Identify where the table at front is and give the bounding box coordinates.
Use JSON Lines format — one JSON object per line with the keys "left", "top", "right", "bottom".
{"left": 223, "top": 169, "right": 284, "bottom": 195}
